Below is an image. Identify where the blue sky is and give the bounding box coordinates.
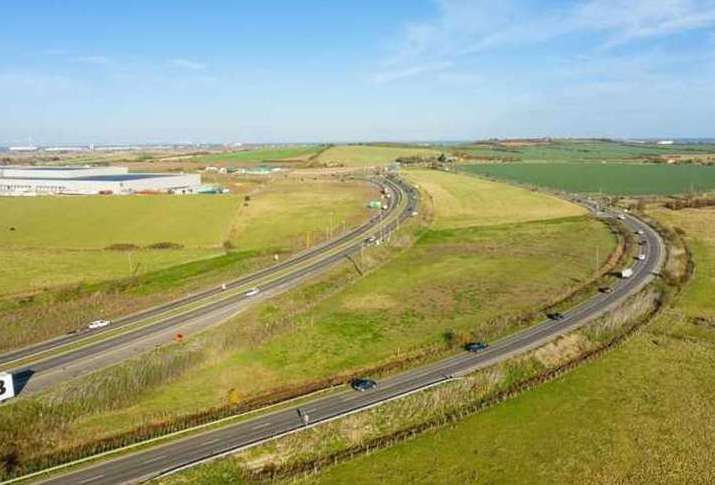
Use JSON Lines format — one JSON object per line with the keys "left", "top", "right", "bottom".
{"left": 2, "top": 0, "right": 715, "bottom": 144}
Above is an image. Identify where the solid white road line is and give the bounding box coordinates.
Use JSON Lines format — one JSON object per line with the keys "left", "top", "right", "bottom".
{"left": 78, "top": 474, "right": 104, "bottom": 484}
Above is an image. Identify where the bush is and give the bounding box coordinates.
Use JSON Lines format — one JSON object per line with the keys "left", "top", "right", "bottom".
{"left": 146, "top": 242, "right": 184, "bottom": 250}
{"left": 105, "top": 243, "right": 140, "bottom": 251}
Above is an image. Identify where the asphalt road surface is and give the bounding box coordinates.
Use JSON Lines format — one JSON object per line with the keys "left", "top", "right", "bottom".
{"left": 33, "top": 208, "right": 665, "bottom": 484}
{"left": 1, "top": 176, "right": 418, "bottom": 395}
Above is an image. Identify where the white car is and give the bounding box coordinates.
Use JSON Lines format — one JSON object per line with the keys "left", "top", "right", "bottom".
{"left": 638, "top": 254, "right": 646, "bottom": 261}
{"left": 88, "top": 319, "right": 111, "bottom": 329}
{"left": 245, "top": 287, "right": 261, "bottom": 297}
{"left": 617, "top": 215, "right": 626, "bottom": 220}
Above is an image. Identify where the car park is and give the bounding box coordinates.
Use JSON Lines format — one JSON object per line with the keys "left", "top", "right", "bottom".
{"left": 465, "top": 342, "right": 489, "bottom": 352}
{"left": 351, "top": 378, "right": 377, "bottom": 392}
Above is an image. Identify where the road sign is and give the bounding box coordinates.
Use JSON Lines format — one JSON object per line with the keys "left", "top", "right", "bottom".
{"left": 0, "top": 372, "right": 15, "bottom": 402}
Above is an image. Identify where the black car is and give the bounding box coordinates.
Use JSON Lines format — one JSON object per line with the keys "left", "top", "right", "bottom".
{"left": 465, "top": 342, "right": 489, "bottom": 353}
{"left": 547, "top": 312, "right": 566, "bottom": 321}
{"left": 351, "top": 378, "right": 377, "bottom": 392}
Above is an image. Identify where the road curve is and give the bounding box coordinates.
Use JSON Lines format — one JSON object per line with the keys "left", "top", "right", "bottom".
{"left": 1, "top": 176, "right": 418, "bottom": 396}
{"left": 30, "top": 197, "right": 665, "bottom": 485}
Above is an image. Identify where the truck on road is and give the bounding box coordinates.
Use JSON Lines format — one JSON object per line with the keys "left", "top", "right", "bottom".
{"left": 621, "top": 268, "right": 634, "bottom": 278}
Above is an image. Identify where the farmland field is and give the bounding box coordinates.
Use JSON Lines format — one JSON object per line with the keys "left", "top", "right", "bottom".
{"left": 312, "top": 145, "right": 440, "bottom": 167}
{"left": 188, "top": 146, "right": 321, "bottom": 165}
{"left": 406, "top": 169, "right": 585, "bottom": 229}
{"left": 301, "top": 205, "right": 715, "bottom": 485}
{"left": 228, "top": 178, "right": 377, "bottom": 252}
{"left": 0, "top": 195, "right": 239, "bottom": 296}
{"left": 4, "top": 171, "right": 618, "bottom": 460}
{"left": 456, "top": 140, "right": 715, "bottom": 163}
{"left": 0, "top": 179, "right": 375, "bottom": 297}
{"left": 464, "top": 162, "right": 715, "bottom": 195}
{"left": 0, "top": 196, "right": 240, "bottom": 249}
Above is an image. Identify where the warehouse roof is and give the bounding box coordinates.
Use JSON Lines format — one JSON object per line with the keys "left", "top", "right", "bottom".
{"left": 0, "top": 173, "right": 177, "bottom": 182}
{"left": 1, "top": 165, "right": 99, "bottom": 171}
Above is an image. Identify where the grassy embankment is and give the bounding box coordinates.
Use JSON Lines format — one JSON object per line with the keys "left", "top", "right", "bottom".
{"left": 0, "top": 178, "right": 376, "bottom": 351}
{"left": 0, "top": 169, "right": 618, "bottom": 476}
{"left": 464, "top": 162, "right": 715, "bottom": 195}
{"left": 277, "top": 205, "right": 715, "bottom": 484}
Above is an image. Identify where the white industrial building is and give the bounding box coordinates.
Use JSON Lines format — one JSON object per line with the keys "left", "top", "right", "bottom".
{"left": 0, "top": 166, "right": 201, "bottom": 196}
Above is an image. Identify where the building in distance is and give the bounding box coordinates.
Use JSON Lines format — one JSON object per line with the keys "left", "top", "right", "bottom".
{"left": 0, "top": 166, "right": 201, "bottom": 196}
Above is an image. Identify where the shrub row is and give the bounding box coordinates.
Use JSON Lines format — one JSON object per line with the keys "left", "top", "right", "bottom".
{"left": 105, "top": 242, "right": 185, "bottom": 251}
{"left": 664, "top": 197, "right": 715, "bottom": 211}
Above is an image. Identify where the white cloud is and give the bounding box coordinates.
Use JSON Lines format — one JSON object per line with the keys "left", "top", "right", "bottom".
{"left": 168, "top": 59, "right": 207, "bottom": 70}
{"left": 374, "top": 0, "right": 715, "bottom": 83}
{"left": 42, "top": 48, "right": 67, "bottom": 56}
{"left": 371, "top": 61, "right": 452, "bottom": 84}
{"left": 71, "top": 55, "right": 111, "bottom": 65}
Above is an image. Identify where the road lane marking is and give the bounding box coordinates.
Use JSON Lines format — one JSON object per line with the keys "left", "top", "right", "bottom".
{"left": 250, "top": 422, "right": 272, "bottom": 430}
{"left": 143, "top": 455, "right": 165, "bottom": 463}
{"left": 78, "top": 474, "right": 104, "bottom": 483}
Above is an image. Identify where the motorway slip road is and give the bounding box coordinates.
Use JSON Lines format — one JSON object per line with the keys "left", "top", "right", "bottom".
{"left": 0, "top": 176, "right": 418, "bottom": 396}
{"left": 31, "top": 211, "right": 664, "bottom": 485}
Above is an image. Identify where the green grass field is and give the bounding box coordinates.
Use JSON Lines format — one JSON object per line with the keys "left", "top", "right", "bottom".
{"left": 456, "top": 140, "right": 715, "bottom": 163}
{"left": 0, "top": 179, "right": 375, "bottom": 297}
{"left": 650, "top": 206, "right": 715, "bottom": 317}
{"left": 3, "top": 171, "right": 617, "bottom": 461}
{"left": 188, "top": 146, "right": 321, "bottom": 165}
{"left": 0, "top": 195, "right": 239, "bottom": 296}
{"left": 312, "top": 145, "right": 440, "bottom": 167}
{"left": 464, "top": 162, "right": 715, "bottom": 195}
{"left": 228, "top": 178, "right": 376, "bottom": 252}
{"left": 0, "top": 249, "right": 222, "bottom": 297}
{"left": 407, "top": 169, "right": 585, "bottom": 229}
{"left": 303, "top": 205, "right": 715, "bottom": 485}
{"left": 0, "top": 195, "right": 240, "bottom": 249}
